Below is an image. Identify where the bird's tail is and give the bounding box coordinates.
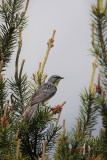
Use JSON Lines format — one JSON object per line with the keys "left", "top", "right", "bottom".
{"left": 23, "top": 104, "right": 39, "bottom": 120}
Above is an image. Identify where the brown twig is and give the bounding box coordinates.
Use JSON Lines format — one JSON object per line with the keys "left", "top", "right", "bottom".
{"left": 42, "top": 140, "right": 46, "bottom": 160}
{"left": 63, "top": 119, "right": 66, "bottom": 136}
{"left": 16, "top": 130, "right": 19, "bottom": 139}
{"left": 16, "top": 139, "right": 21, "bottom": 158}
{"left": 56, "top": 112, "right": 61, "bottom": 127}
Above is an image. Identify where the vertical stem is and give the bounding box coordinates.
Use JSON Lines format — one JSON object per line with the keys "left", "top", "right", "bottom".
{"left": 46, "top": 154, "right": 49, "bottom": 160}
{"left": 42, "top": 140, "right": 46, "bottom": 160}
{"left": 16, "top": 139, "right": 21, "bottom": 158}
{"left": 77, "top": 120, "right": 80, "bottom": 137}
{"left": 63, "top": 119, "right": 66, "bottom": 136}
{"left": 40, "top": 30, "right": 56, "bottom": 78}
{"left": 56, "top": 112, "right": 61, "bottom": 127}
{"left": 3, "top": 100, "right": 9, "bottom": 117}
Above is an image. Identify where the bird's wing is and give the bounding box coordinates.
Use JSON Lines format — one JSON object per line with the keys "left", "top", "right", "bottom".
{"left": 31, "top": 83, "right": 57, "bottom": 106}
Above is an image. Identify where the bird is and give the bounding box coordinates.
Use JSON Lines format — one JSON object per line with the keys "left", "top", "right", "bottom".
{"left": 23, "top": 75, "right": 64, "bottom": 120}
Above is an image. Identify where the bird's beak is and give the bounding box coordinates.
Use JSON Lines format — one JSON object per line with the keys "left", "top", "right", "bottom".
{"left": 60, "top": 77, "right": 64, "bottom": 79}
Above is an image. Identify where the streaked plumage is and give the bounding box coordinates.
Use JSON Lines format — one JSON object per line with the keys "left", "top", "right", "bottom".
{"left": 31, "top": 82, "right": 57, "bottom": 106}
{"left": 23, "top": 75, "right": 63, "bottom": 120}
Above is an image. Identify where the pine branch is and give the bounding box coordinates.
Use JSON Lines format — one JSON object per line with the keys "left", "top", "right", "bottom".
{"left": 8, "top": 29, "right": 30, "bottom": 114}
{"left": 91, "top": 0, "right": 107, "bottom": 158}
{"left": 0, "top": 0, "right": 29, "bottom": 70}
{"left": 19, "top": 106, "right": 61, "bottom": 159}
{"left": 0, "top": 53, "right": 7, "bottom": 115}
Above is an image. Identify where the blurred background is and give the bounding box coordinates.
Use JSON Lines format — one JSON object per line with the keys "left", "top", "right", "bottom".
{"left": 6, "top": 0, "right": 101, "bottom": 135}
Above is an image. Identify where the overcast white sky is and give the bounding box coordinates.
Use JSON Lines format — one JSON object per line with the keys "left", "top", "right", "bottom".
{"left": 6, "top": 0, "right": 101, "bottom": 134}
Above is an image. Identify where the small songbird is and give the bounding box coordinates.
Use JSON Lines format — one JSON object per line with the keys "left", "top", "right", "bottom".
{"left": 23, "top": 75, "right": 64, "bottom": 120}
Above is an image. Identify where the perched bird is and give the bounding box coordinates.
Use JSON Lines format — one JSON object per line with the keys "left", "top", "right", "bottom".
{"left": 23, "top": 75, "right": 64, "bottom": 120}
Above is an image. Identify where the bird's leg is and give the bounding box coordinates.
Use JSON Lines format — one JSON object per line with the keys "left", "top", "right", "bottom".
{"left": 42, "top": 103, "right": 52, "bottom": 110}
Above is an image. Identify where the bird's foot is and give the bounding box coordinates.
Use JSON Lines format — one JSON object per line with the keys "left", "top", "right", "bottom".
{"left": 42, "top": 103, "right": 52, "bottom": 110}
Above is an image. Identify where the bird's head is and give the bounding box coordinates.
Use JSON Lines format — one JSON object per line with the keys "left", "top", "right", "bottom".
{"left": 48, "top": 75, "right": 64, "bottom": 86}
